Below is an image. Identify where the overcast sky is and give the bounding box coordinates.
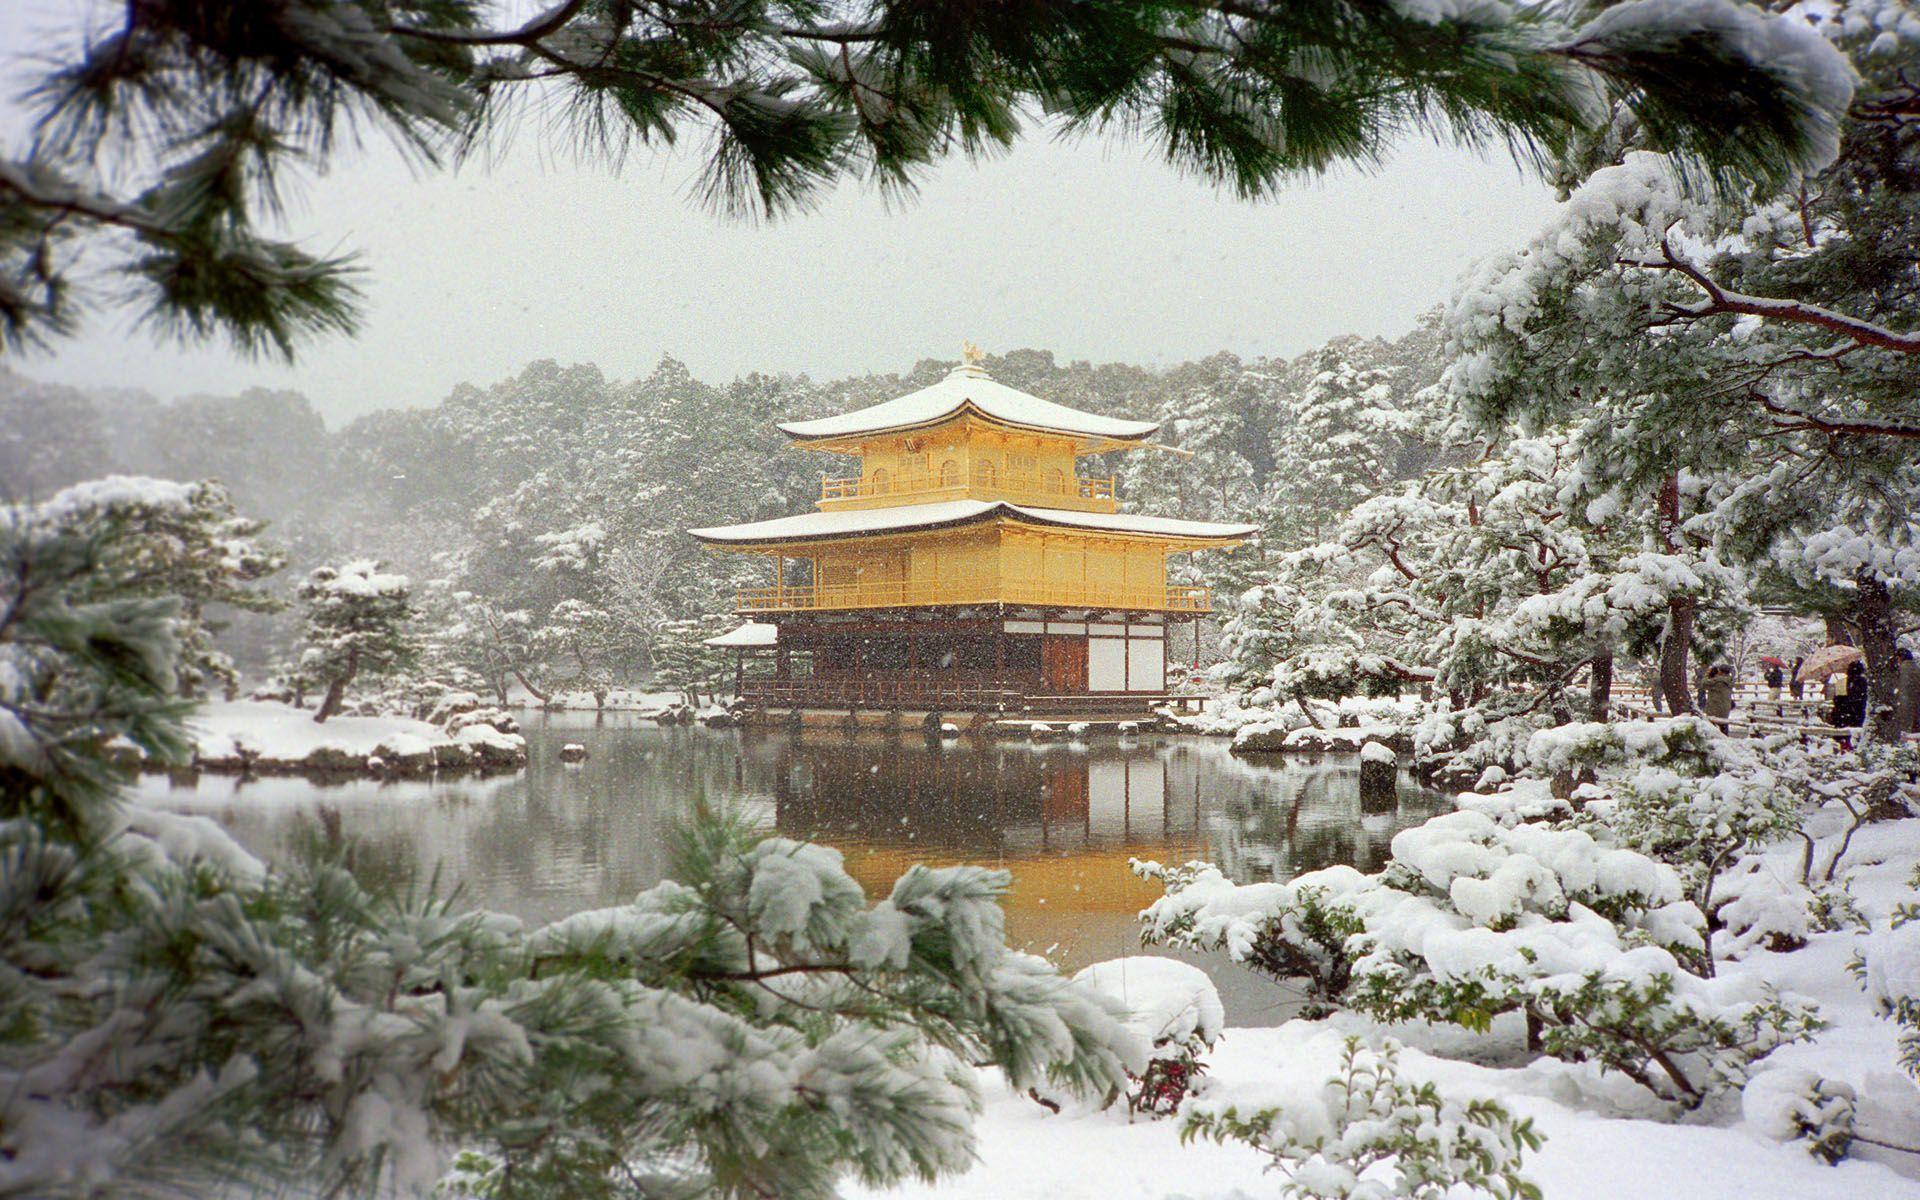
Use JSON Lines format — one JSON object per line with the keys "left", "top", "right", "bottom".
{"left": 4, "top": 2, "right": 1561, "bottom": 427}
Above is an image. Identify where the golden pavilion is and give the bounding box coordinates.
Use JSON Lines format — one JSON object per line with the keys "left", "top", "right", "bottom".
{"left": 689, "top": 349, "right": 1254, "bottom": 715}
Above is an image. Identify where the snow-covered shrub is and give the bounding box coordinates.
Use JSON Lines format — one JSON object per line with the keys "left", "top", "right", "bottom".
{"left": 1139, "top": 811, "right": 1822, "bottom": 1108}
{"left": 1451, "top": 780, "right": 1572, "bottom": 828}
{"left": 1072, "top": 957, "right": 1224, "bottom": 1116}
{"left": 1411, "top": 704, "right": 1553, "bottom": 789}
{"left": 1812, "top": 886, "right": 1870, "bottom": 936}
{"left": 1179, "top": 1036, "right": 1542, "bottom": 1200}
{"left": 1532, "top": 719, "right": 1802, "bottom": 956}
{"left": 1777, "top": 741, "right": 1920, "bottom": 883}
{"left": 1134, "top": 859, "right": 1365, "bottom": 1015}
{"left": 1711, "top": 857, "right": 1817, "bottom": 958}
{"left": 1850, "top": 886, "right": 1920, "bottom": 1084}
{"left": 1743, "top": 1069, "right": 1856, "bottom": 1165}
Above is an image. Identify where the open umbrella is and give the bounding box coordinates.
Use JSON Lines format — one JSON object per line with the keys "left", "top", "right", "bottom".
{"left": 1796, "top": 644, "right": 1863, "bottom": 683}
{"left": 1759, "top": 656, "right": 1787, "bottom": 669}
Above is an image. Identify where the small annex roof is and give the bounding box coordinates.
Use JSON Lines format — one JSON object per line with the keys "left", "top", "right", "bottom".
{"left": 704, "top": 621, "right": 778, "bottom": 648}
{"left": 778, "top": 363, "right": 1159, "bottom": 445}
{"left": 688, "top": 499, "right": 1255, "bottom": 547}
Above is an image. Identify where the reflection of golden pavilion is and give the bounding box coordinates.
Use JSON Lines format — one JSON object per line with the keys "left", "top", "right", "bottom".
{"left": 739, "top": 732, "right": 1442, "bottom": 974}
{"left": 690, "top": 351, "right": 1254, "bottom": 715}
{"left": 771, "top": 739, "right": 1206, "bottom": 924}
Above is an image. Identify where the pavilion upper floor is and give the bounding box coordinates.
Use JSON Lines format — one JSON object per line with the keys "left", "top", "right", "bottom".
{"left": 693, "top": 509, "right": 1249, "bottom": 615}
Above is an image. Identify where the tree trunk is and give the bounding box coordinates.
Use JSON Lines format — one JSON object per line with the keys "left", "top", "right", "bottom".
{"left": 314, "top": 676, "right": 348, "bottom": 723}
{"left": 1655, "top": 474, "right": 1696, "bottom": 715}
{"left": 313, "top": 651, "right": 357, "bottom": 723}
{"left": 1824, "top": 614, "right": 1855, "bottom": 647}
{"left": 511, "top": 667, "right": 549, "bottom": 703}
{"left": 1661, "top": 596, "right": 1697, "bottom": 715}
{"left": 1588, "top": 649, "right": 1614, "bottom": 721}
{"left": 1855, "top": 570, "right": 1902, "bottom": 745}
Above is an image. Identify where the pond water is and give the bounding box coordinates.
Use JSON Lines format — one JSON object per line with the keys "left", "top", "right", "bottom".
{"left": 136, "top": 713, "right": 1448, "bottom": 1024}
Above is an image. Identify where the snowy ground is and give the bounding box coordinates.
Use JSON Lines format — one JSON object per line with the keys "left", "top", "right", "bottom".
{"left": 854, "top": 1017, "right": 1912, "bottom": 1199}
{"left": 530, "top": 688, "right": 692, "bottom": 715}
{"left": 853, "top": 816, "right": 1920, "bottom": 1200}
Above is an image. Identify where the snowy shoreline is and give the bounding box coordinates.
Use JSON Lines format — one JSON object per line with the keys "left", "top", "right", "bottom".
{"left": 143, "top": 700, "right": 530, "bottom": 779}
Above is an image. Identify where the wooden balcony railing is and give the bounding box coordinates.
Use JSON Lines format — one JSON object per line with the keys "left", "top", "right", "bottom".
{"left": 735, "top": 580, "right": 1210, "bottom": 614}
{"left": 740, "top": 678, "right": 1026, "bottom": 710}
{"left": 820, "top": 470, "right": 1116, "bottom": 507}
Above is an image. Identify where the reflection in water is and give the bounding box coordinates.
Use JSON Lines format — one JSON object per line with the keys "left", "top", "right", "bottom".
{"left": 135, "top": 715, "right": 1445, "bottom": 1023}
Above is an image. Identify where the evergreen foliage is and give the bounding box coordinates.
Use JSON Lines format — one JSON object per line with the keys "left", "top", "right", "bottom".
{"left": 2, "top": 1, "right": 1858, "bottom": 357}
{"left": 0, "top": 483, "right": 197, "bottom": 834}
{"left": 0, "top": 496, "right": 1148, "bottom": 1198}
{"left": 298, "top": 559, "right": 421, "bottom": 722}
{"left": 1137, "top": 798, "right": 1824, "bottom": 1109}
{"left": 39, "top": 476, "right": 287, "bottom": 699}
{"left": 1438, "top": 3, "right": 1920, "bottom": 737}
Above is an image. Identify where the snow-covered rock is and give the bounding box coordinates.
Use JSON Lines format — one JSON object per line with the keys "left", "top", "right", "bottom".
{"left": 455, "top": 723, "right": 529, "bottom": 768}
{"left": 558, "top": 743, "right": 590, "bottom": 764}
{"left": 1360, "top": 740, "right": 1398, "bottom": 765}
{"left": 1072, "top": 957, "right": 1224, "bottom": 1051}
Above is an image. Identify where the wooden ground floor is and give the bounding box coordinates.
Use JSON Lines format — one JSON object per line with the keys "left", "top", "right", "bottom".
{"left": 730, "top": 606, "right": 1203, "bottom": 715}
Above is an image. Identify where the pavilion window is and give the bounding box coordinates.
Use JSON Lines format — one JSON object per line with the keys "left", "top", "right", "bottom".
{"left": 939, "top": 459, "right": 960, "bottom": 487}
{"left": 973, "top": 461, "right": 998, "bottom": 488}
{"left": 870, "top": 467, "right": 891, "bottom": 494}
{"left": 1045, "top": 467, "right": 1066, "bottom": 495}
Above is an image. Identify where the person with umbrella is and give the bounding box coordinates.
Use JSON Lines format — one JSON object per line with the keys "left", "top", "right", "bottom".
{"left": 1790, "top": 655, "right": 1805, "bottom": 701}
{"left": 1761, "top": 656, "right": 1785, "bottom": 698}
{"left": 1798, "top": 644, "right": 1865, "bottom": 726}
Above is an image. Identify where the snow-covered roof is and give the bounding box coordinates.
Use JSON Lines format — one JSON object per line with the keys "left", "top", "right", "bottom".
{"left": 704, "top": 621, "right": 778, "bottom": 648}
{"left": 689, "top": 500, "right": 1255, "bottom": 546}
{"left": 778, "top": 363, "right": 1159, "bottom": 444}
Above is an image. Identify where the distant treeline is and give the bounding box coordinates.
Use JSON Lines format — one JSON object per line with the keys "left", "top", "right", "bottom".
{"left": 0, "top": 323, "right": 1445, "bottom": 678}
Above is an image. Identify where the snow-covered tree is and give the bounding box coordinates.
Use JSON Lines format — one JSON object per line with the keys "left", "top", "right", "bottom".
{"left": 1223, "top": 427, "right": 1745, "bottom": 768}
{"left": 0, "top": 486, "right": 192, "bottom": 833}
{"left": 653, "top": 616, "right": 739, "bottom": 705}
{"left": 1266, "top": 345, "right": 1402, "bottom": 547}
{"left": 25, "top": 475, "right": 284, "bottom": 698}
{"left": 2, "top": 1, "right": 1855, "bottom": 357}
{"left": 1440, "top": 6, "right": 1920, "bottom": 736}
{"left": 298, "top": 560, "right": 419, "bottom": 722}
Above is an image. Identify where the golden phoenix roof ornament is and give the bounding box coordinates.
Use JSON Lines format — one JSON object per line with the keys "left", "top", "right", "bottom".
{"left": 961, "top": 340, "right": 986, "bottom": 366}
